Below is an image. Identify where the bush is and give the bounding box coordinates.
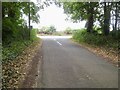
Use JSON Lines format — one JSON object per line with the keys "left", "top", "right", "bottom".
{"left": 73, "top": 29, "right": 118, "bottom": 50}
{"left": 73, "top": 29, "right": 86, "bottom": 42}
{"left": 39, "top": 26, "right": 56, "bottom": 35}
{"left": 2, "top": 18, "right": 16, "bottom": 44}
{"left": 2, "top": 28, "right": 39, "bottom": 63}
{"left": 64, "top": 27, "right": 73, "bottom": 34}
{"left": 2, "top": 18, "right": 31, "bottom": 45}
{"left": 30, "top": 29, "right": 38, "bottom": 41}
{"left": 2, "top": 40, "right": 32, "bottom": 63}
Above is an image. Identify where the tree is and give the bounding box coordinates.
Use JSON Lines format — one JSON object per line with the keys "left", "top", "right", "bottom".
{"left": 64, "top": 27, "right": 72, "bottom": 34}
{"left": 96, "top": 2, "right": 118, "bottom": 36}
{"left": 103, "top": 2, "right": 112, "bottom": 36}
{"left": 63, "top": 2, "right": 99, "bottom": 33}
{"left": 39, "top": 26, "right": 56, "bottom": 34}
{"left": 111, "top": 2, "right": 119, "bottom": 31}
{"left": 2, "top": 2, "right": 40, "bottom": 43}
{"left": 85, "top": 2, "right": 94, "bottom": 32}
{"left": 49, "top": 26, "right": 56, "bottom": 34}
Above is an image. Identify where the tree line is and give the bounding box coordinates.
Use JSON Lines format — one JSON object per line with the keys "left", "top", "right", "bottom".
{"left": 63, "top": 2, "right": 120, "bottom": 36}
{"left": 2, "top": 2, "right": 40, "bottom": 45}
{"left": 39, "top": 26, "right": 56, "bottom": 34}
{"left": 2, "top": 1, "right": 120, "bottom": 44}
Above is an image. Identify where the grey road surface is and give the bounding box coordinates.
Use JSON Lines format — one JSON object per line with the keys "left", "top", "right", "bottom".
{"left": 37, "top": 36, "right": 118, "bottom": 88}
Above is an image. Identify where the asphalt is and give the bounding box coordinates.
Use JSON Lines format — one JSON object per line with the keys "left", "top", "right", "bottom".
{"left": 37, "top": 36, "right": 118, "bottom": 88}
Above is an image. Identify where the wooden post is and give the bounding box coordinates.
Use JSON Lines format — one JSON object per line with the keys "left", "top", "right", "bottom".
{"left": 28, "top": 2, "right": 30, "bottom": 40}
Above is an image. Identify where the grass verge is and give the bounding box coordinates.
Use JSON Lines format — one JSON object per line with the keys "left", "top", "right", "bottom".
{"left": 2, "top": 38, "right": 42, "bottom": 88}
{"left": 72, "top": 29, "right": 119, "bottom": 66}
{"left": 2, "top": 29, "right": 42, "bottom": 88}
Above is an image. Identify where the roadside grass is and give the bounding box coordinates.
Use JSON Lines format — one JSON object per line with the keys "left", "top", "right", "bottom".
{"left": 2, "top": 29, "right": 41, "bottom": 88}
{"left": 3, "top": 40, "right": 31, "bottom": 63}
{"left": 72, "top": 29, "right": 119, "bottom": 64}
{"left": 2, "top": 29, "right": 39, "bottom": 62}
{"left": 73, "top": 29, "right": 118, "bottom": 51}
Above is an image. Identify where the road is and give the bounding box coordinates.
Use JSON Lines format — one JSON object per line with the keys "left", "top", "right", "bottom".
{"left": 37, "top": 36, "right": 118, "bottom": 88}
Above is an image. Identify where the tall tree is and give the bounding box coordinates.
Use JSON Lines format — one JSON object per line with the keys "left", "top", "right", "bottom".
{"left": 114, "top": 2, "right": 119, "bottom": 31}
{"left": 103, "top": 2, "right": 112, "bottom": 36}
{"left": 63, "top": 2, "right": 99, "bottom": 33}
{"left": 2, "top": 2, "right": 40, "bottom": 43}
{"left": 86, "top": 2, "right": 94, "bottom": 32}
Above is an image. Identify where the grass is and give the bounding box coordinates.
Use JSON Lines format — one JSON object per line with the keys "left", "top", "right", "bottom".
{"left": 72, "top": 29, "right": 119, "bottom": 64}
{"left": 3, "top": 40, "right": 31, "bottom": 62}
{"left": 2, "top": 29, "right": 39, "bottom": 63}
{"left": 73, "top": 29, "right": 119, "bottom": 51}
{"left": 2, "top": 28, "right": 41, "bottom": 88}
{"left": 2, "top": 38, "right": 41, "bottom": 88}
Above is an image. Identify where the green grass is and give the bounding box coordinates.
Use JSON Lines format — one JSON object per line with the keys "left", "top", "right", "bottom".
{"left": 2, "top": 28, "right": 39, "bottom": 63}
{"left": 30, "top": 29, "right": 38, "bottom": 41}
{"left": 2, "top": 28, "right": 41, "bottom": 89}
{"left": 73, "top": 29, "right": 119, "bottom": 51}
{"left": 2, "top": 40, "right": 31, "bottom": 62}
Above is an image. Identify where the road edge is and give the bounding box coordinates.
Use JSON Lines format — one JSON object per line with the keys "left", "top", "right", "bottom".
{"left": 70, "top": 38, "right": 118, "bottom": 67}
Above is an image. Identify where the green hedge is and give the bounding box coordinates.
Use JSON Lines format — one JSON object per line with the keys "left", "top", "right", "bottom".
{"left": 2, "top": 28, "right": 39, "bottom": 63}
{"left": 2, "top": 40, "right": 32, "bottom": 63}
{"left": 30, "top": 29, "right": 38, "bottom": 41}
{"left": 73, "top": 29, "right": 118, "bottom": 50}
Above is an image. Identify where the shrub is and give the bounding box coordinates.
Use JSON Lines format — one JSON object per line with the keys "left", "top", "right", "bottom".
{"left": 30, "top": 29, "right": 37, "bottom": 41}
{"left": 64, "top": 27, "right": 73, "bottom": 34}
{"left": 2, "top": 40, "right": 32, "bottom": 62}
{"left": 2, "top": 28, "right": 39, "bottom": 62}
{"left": 73, "top": 29, "right": 87, "bottom": 42}
{"left": 73, "top": 29, "right": 118, "bottom": 50}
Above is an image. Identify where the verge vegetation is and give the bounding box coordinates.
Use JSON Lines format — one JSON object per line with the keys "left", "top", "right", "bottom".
{"left": 62, "top": 2, "right": 119, "bottom": 64}
{"left": 2, "top": 2, "right": 41, "bottom": 88}
{"left": 72, "top": 28, "right": 119, "bottom": 64}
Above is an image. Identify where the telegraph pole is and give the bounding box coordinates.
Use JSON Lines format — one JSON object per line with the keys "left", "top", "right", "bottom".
{"left": 28, "top": 1, "right": 31, "bottom": 40}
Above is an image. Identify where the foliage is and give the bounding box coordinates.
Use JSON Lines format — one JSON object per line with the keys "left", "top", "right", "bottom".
{"left": 2, "top": 39, "right": 41, "bottom": 88}
{"left": 49, "top": 26, "right": 56, "bottom": 33}
{"left": 52, "top": 32, "right": 62, "bottom": 36}
{"left": 2, "top": 40, "right": 32, "bottom": 63}
{"left": 63, "top": 2, "right": 119, "bottom": 35}
{"left": 2, "top": 28, "right": 39, "bottom": 63}
{"left": 2, "top": 2, "right": 42, "bottom": 89}
{"left": 73, "top": 29, "right": 119, "bottom": 50}
{"left": 30, "top": 29, "right": 38, "bottom": 41}
{"left": 2, "top": 2, "right": 40, "bottom": 44}
{"left": 64, "top": 27, "right": 73, "bottom": 34}
{"left": 63, "top": 2, "right": 99, "bottom": 32}
{"left": 2, "top": 33, "right": 39, "bottom": 88}
{"left": 39, "top": 26, "right": 56, "bottom": 34}
{"left": 2, "top": 2, "right": 40, "bottom": 61}
{"left": 72, "top": 29, "right": 87, "bottom": 42}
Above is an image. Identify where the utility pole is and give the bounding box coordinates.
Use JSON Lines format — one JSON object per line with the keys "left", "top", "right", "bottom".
{"left": 28, "top": 1, "right": 31, "bottom": 40}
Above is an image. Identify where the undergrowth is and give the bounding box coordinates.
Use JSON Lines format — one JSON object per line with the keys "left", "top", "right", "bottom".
{"left": 2, "top": 28, "right": 41, "bottom": 88}
{"left": 2, "top": 29, "right": 39, "bottom": 63}
{"left": 73, "top": 29, "right": 119, "bottom": 52}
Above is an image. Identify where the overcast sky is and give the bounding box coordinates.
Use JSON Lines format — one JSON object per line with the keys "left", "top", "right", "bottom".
{"left": 32, "top": 3, "right": 86, "bottom": 31}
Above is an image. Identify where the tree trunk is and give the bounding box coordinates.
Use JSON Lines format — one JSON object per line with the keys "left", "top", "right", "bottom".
{"left": 114, "top": 2, "right": 118, "bottom": 31}
{"left": 2, "top": 3, "right": 5, "bottom": 18}
{"left": 103, "top": 2, "right": 111, "bottom": 36}
{"left": 86, "top": 2, "right": 94, "bottom": 33}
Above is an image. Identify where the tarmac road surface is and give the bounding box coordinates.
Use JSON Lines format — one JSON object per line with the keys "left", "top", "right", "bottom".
{"left": 37, "top": 36, "right": 118, "bottom": 88}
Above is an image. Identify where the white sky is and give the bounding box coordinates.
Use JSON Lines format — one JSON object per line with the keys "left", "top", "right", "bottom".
{"left": 32, "top": 4, "right": 86, "bottom": 31}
